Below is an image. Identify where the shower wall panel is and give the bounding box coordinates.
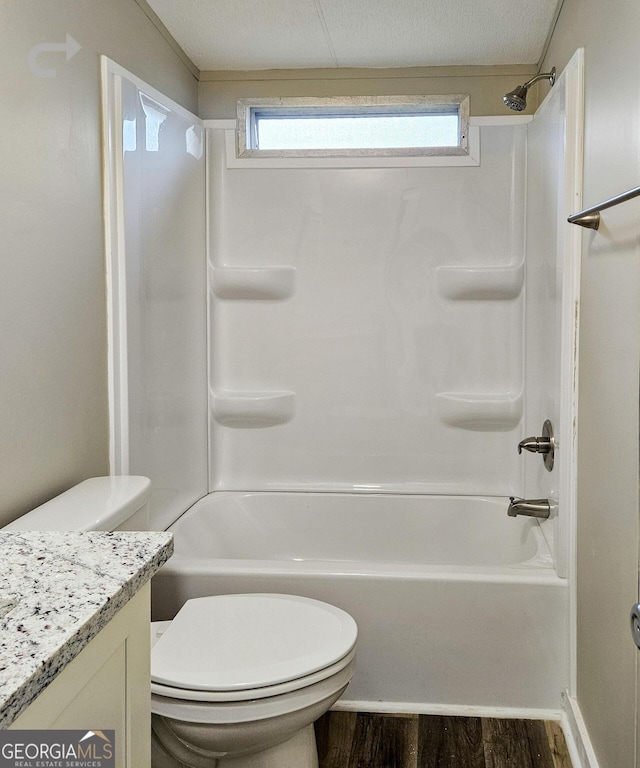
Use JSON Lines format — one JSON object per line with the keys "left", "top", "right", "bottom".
{"left": 104, "top": 61, "right": 209, "bottom": 530}
{"left": 523, "top": 54, "right": 583, "bottom": 577}
{"left": 524, "top": 89, "right": 563, "bottom": 563}
{"left": 208, "top": 125, "right": 527, "bottom": 494}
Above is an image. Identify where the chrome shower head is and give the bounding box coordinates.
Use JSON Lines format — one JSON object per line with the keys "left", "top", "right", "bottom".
{"left": 503, "top": 85, "right": 528, "bottom": 112}
{"left": 503, "top": 67, "right": 556, "bottom": 111}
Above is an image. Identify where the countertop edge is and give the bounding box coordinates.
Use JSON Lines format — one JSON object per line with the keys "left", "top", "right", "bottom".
{"left": 0, "top": 533, "right": 173, "bottom": 729}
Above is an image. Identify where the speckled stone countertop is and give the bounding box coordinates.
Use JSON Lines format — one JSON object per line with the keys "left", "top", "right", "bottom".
{"left": 0, "top": 531, "right": 173, "bottom": 728}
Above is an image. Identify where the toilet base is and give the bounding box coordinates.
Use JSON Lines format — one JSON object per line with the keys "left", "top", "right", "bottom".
{"left": 218, "top": 725, "right": 318, "bottom": 768}
{"left": 152, "top": 724, "right": 318, "bottom": 768}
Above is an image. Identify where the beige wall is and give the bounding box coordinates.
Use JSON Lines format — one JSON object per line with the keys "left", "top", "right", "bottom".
{"left": 543, "top": 2, "right": 640, "bottom": 767}
{"left": 0, "top": 1, "right": 198, "bottom": 524}
{"left": 198, "top": 64, "right": 539, "bottom": 118}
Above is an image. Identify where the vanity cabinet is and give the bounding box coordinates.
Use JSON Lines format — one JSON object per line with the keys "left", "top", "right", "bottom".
{"left": 9, "top": 584, "right": 151, "bottom": 768}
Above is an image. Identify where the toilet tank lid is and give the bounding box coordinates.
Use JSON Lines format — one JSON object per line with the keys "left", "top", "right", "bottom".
{"left": 3, "top": 476, "right": 151, "bottom": 531}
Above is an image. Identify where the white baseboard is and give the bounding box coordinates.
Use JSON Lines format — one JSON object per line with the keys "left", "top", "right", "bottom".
{"left": 333, "top": 694, "right": 599, "bottom": 768}
{"left": 333, "top": 699, "right": 563, "bottom": 721}
{"left": 561, "top": 693, "right": 600, "bottom": 768}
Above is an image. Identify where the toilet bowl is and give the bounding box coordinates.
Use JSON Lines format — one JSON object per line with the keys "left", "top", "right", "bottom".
{"left": 150, "top": 593, "right": 357, "bottom": 768}
{"left": 4, "top": 477, "right": 358, "bottom": 768}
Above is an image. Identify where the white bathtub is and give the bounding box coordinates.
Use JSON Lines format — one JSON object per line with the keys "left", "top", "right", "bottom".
{"left": 152, "top": 492, "right": 568, "bottom": 715}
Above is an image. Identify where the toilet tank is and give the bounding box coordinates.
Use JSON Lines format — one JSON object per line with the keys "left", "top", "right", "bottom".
{"left": 3, "top": 476, "right": 151, "bottom": 531}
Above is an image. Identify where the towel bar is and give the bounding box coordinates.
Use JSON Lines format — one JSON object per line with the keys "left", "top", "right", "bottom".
{"left": 568, "top": 184, "right": 640, "bottom": 230}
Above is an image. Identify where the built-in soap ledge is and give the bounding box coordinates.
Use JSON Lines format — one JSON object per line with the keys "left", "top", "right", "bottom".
{"left": 436, "top": 262, "right": 524, "bottom": 300}
{"left": 211, "top": 390, "right": 295, "bottom": 427}
{"left": 211, "top": 266, "right": 295, "bottom": 300}
{"left": 435, "top": 392, "right": 522, "bottom": 431}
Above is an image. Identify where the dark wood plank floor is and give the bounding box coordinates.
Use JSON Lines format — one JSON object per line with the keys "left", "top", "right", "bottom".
{"left": 314, "top": 712, "right": 573, "bottom": 768}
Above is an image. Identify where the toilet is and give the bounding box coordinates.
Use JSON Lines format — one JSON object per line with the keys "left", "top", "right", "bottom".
{"left": 5, "top": 476, "right": 358, "bottom": 768}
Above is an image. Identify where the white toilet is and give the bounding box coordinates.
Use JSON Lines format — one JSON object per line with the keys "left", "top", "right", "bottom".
{"left": 5, "top": 476, "right": 358, "bottom": 768}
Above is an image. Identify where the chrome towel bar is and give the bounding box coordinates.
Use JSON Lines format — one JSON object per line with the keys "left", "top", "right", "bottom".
{"left": 568, "top": 184, "right": 640, "bottom": 230}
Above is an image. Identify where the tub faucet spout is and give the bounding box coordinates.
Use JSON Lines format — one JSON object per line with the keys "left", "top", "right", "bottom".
{"left": 507, "top": 497, "right": 550, "bottom": 519}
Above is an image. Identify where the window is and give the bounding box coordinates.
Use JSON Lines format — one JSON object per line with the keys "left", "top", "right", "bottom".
{"left": 236, "top": 95, "right": 469, "bottom": 159}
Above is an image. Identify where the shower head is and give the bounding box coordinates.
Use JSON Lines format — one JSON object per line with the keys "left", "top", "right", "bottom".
{"left": 503, "top": 85, "right": 529, "bottom": 112}
{"left": 503, "top": 67, "right": 556, "bottom": 112}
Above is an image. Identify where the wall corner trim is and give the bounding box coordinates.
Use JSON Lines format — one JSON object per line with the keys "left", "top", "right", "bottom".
{"left": 561, "top": 693, "right": 601, "bottom": 768}
{"left": 133, "top": 0, "right": 200, "bottom": 80}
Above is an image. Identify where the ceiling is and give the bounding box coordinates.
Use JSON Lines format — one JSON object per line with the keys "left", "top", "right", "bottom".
{"left": 145, "top": 0, "right": 561, "bottom": 72}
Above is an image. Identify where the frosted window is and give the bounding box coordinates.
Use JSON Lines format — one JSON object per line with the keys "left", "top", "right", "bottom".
{"left": 256, "top": 114, "right": 459, "bottom": 151}
{"left": 237, "top": 96, "right": 469, "bottom": 158}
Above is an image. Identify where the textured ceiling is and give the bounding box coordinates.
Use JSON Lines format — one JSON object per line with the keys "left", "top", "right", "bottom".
{"left": 146, "top": 0, "right": 560, "bottom": 71}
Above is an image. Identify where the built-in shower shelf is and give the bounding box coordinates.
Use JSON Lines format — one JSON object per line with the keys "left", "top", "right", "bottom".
{"left": 435, "top": 392, "right": 523, "bottom": 431}
{"left": 211, "top": 390, "right": 295, "bottom": 427}
{"left": 211, "top": 266, "right": 296, "bottom": 300}
{"left": 436, "top": 263, "right": 524, "bottom": 300}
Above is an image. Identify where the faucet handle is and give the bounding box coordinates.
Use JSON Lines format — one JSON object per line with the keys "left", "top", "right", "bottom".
{"left": 517, "top": 420, "right": 555, "bottom": 471}
{"left": 518, "top": 436, "right": 552, "bottom": 455}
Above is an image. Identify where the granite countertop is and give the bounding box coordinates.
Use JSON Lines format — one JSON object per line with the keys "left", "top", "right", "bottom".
{"left": 0, "top": 531, "right": 173, "bottom": 728}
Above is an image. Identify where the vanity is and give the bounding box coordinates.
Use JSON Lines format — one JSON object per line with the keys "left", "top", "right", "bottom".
{"left": 0, "top": 531, "right": 172, "bottom": 766}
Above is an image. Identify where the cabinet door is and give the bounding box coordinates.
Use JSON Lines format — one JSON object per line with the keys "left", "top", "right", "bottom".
{"left": 10, "top": 584, "right": 151, "bottom": 768}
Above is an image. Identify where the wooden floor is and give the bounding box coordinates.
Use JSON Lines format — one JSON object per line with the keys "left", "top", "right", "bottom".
{"left": 314, "top": 712, "right": 573, "bottom": 768}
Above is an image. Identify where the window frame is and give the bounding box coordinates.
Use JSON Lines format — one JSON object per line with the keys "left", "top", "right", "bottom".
{"left": 236, "top": 95, "right": 470, "bottom": 159}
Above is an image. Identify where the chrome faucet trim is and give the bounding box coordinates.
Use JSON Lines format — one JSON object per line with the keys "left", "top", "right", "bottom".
{"left": 517, "top": 419, "right": 555, "bottom": 471}
{"left": 507, "top": 497, "right": 551, "bottom": 519}
{"left": 517, "top": 436, "right": 552, "bottom": 455}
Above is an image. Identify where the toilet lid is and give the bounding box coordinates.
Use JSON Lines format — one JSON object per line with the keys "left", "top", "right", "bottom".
{"left": 151, "top": 594, "right": 357, "bottom": 692}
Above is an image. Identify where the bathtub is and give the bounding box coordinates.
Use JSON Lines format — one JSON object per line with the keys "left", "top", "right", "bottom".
{"left": 151, "top": 492, "right": 568, "bottom": 715}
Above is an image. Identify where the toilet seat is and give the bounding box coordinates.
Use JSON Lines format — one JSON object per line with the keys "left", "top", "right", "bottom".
{"left": 151, "top": 661, "right": 355, "bottom": 725}
{"left": 151, "top": 594, "right": 357, "bottom": 702}
{"left": 152, "top": 646, "right": 356, "bottom": 702}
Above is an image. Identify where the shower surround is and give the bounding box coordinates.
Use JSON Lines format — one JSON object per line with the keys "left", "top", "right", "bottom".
{"left": 104, "top": 56, "right": 581, "bottom": 716}
{"left": 208, "top": 125, "right": 526, "bottom": 498}
{"left": 188, "top": 120, "right": 566, "bottom": 713}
